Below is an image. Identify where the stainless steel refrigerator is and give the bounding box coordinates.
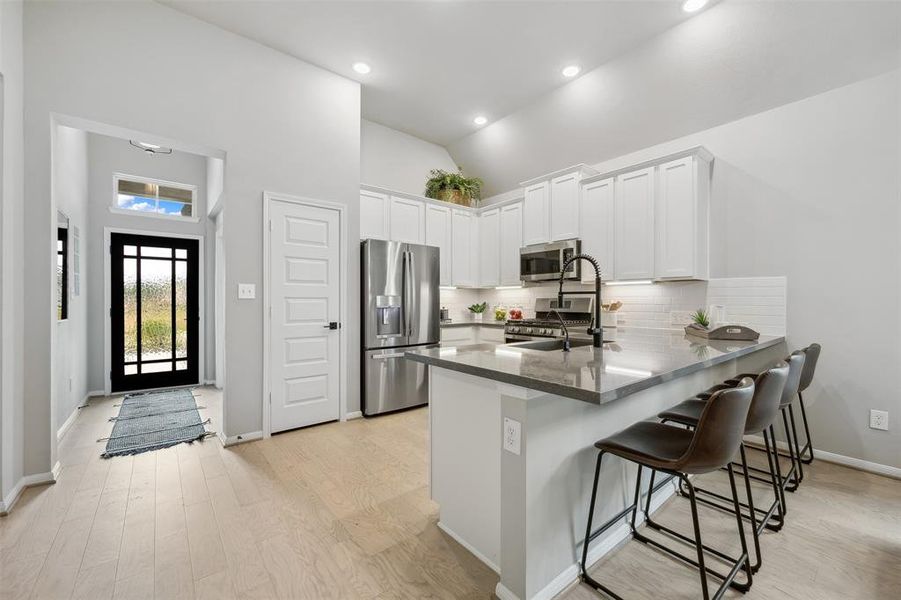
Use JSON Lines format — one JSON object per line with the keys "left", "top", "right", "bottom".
{"left": 361, "top": 239, "right": 440, "bottom": 416}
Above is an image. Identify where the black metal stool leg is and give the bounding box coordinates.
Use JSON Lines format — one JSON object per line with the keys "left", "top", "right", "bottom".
{"left": 762, "top": 428, "right": 786, "bottom": 528}
{"left": 781, "top": 410, "right": 802, "bottom": 492}
{"left": 580, "top": 451, "right": 627, "bottom": 599}
{"left": 738, "top": 444, "right": 762, "bottom": 573}
{"left": 787, "top": 404, "right": 805, "bottom": 482}
{"left": 726, "top": 463, "right": 754, "bottom": 592}
{"left": 682, "top": 475, "right": 711, "bottom": 600}
{"left": 797, "top": 392, "right": 814, "bottom": 464}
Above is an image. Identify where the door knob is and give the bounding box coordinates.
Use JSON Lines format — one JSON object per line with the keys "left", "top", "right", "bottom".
{"left": 323, "top": 322, "right": 340, "bottom": 330}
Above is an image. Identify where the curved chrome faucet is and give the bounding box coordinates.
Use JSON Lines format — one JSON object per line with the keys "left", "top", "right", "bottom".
{"left": 558, "top": 254, "right": 604, "bottom": 348}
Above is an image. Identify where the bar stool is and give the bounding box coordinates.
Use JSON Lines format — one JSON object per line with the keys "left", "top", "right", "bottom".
{"left": 657, "top": 363, "right": 789, "bottom": 573}
{"left": 580, "top": 379, "right": 755, "bottom": 600}
{"left": 727, "top": 351, "right": 806, "bottom": 493}
{"left": 795, "top": 343, "right": 821, "bottom": 464}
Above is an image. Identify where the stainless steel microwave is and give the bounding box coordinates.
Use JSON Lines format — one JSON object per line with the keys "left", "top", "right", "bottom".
{"left": 520, "top": 239, "right": 581, "bottom": 283}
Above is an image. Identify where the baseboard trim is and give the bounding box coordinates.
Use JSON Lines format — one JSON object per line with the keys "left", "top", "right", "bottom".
{"left": 344, "top": 411, "right": 363, "bottom": 421}
{"left": 744, "top": 435, "right": 901, "bottom": 480}
{"left": 437, "top": 521, "right": 499, "bottom": 574}
{"left": 223, "top": 431, "right": 263, "bottom": 447}
{"left": 492, "top": 477, "right": 678, "bottom": 600}
{"left": 57, "top": 390, "right": 105, "bottom": 442}
{"left": 0, "top": 464, "right": 61, "bottom": 516}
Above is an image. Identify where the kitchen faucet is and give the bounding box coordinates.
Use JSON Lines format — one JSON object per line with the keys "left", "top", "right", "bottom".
{"left": 549, "top": 309, "right": 571, "bottom": 352}
{"left": 557, "top": 254, "right": 603, "bottom": 348}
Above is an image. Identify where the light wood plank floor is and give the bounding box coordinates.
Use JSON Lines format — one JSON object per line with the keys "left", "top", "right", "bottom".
{"left": 1, "top": 388, "right": 899, "bottom": 599}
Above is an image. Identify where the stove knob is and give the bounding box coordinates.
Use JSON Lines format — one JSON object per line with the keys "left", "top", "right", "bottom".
{"left": 510, "top": 326, "right": 519, "bottom": 333}
{"left": 525, "top": 327, "right": 534, "bottom": 334}
{"left": 542, "top": 328, "right": 551, "bottom": 335}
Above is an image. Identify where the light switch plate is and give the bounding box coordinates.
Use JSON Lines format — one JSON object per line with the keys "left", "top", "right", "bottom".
{"left": 503, "top": 417, "right": 521, "bottom": 455}
{"left": 238, "top": 283, "right": 256, "bottom": 300}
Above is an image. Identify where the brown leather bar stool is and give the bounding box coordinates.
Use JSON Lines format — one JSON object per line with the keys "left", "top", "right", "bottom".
{"left": 657, "top": 363, "right": 789, "bottom": 574}
{"left": 580, "top": 379, "right": 755, "bottom": 600}
{"left": 795, "top": 343, "right": 821, "bottom": 464}
{"left": 727, "top": 351, "right": 807, "bottom": 493}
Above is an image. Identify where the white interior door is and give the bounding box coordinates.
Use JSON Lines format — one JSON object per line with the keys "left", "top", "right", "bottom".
{"left": 269, "top": 199, "right": 340, "bottom": 433}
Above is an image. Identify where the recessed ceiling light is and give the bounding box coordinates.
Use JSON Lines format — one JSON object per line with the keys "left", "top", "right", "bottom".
{"left": 352, "top": 62, "right": 371, "bottom": 74}
{"left": 473, "top": 116, "right": 488, "bottom": 126}
{"left": 682, "top": 0, "right": 708, "bottom": 12}
{"left": 562, "top": 65, "right": 581, "bottom": 78}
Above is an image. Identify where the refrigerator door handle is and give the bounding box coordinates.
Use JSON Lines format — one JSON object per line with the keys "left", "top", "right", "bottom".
{"left": 402, "top": 250, "right": 411, "bottom": 338}
{"left": 407, "top": 250, "right": 415, "bottom": 337}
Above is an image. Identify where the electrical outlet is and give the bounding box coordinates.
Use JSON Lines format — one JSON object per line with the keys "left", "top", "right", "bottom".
{"left": 503, "top": 417, "right": 521, "bottom": 455}
{"left": 869, "top": 409, "right": 889, "bottom": 431}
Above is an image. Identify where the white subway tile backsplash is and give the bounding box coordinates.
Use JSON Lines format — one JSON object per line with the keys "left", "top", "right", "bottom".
{"left": 438, "top": 276, "right": 787, "bottom": 336}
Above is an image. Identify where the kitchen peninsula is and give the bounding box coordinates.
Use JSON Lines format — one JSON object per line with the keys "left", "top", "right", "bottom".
{"left": 406, "top": 328, "right": 785, "bottom": 600}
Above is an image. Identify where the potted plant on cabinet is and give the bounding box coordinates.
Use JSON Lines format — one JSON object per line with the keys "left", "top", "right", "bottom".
{"left": 424, "top": 168, "right": 483, "bottom": 207}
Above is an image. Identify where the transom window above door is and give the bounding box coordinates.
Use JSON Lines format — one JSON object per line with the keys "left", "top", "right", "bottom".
{"left": 113, "top": 174, "right": 198, "bottom": 220}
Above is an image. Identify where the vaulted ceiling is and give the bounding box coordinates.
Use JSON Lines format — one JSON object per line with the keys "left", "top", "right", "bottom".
{"left": 160, "top": 0, "right": 698, "bottom": 145}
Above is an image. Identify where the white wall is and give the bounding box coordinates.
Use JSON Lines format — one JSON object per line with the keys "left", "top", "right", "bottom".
{"left": 23, "top": 0, "right": 360, "bottom": 478}
{"left": 449, "top": 1, "right": 901, "bottom": 196}
{"left": 361, "top": 119, "right": 457, "bottom": 195}
{"left": 84, "top": 132, "right": 215, "bottom": 392}
{"left": 0, "top": 0, "right": 25, "bottom": 503}
{"left": 53, "top": 126, "right": 90, "bottom": 435}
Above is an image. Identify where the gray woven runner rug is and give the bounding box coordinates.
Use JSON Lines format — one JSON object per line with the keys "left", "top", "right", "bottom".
{"left": 101, "top": 388, "right": 213, "bottom": 458}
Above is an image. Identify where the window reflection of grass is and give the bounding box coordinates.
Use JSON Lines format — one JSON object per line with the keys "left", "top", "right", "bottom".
{"left": 124, "top": 278, "right": 174, "bottom": 357}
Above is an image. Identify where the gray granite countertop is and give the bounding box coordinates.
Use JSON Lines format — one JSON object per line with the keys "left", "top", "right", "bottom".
{"left": 440, "top": 319, "right": 507, "bottom": 329}
{"left": 406, "top": 328, "right": 785, "bottom": 405}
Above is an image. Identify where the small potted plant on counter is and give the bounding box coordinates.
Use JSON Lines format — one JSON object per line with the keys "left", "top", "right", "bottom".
{"left": 424, "top": 168, "right": 483, "bottom": 207}
{"left": 467, "top": 301, "right": 488, "bottom": 322}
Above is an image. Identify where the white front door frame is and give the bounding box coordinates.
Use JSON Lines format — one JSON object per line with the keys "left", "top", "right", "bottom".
{"left": 262, "top": 191, "right": 348, "bottom": 438}
{"left": 103, "top": 226, "right": 205, "bottom": 396}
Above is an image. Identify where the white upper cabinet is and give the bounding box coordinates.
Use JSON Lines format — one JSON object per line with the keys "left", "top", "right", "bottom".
{"left": 425, "top": 204, "right": 453, "bottom": 286}
{"left": 522, "top": 182, "right": 549, "bottom": 246}
{"left": 389, "top": 196, "right": 425, "bottom": 244}
{"left": 655, "top": 156, "right": 710, "bottom": 280}
{"left": 550, "top": 173, "right": 581, "bottom": 241}
{"left": 499, "top": 202, "right": 523, "bottom": 285}
{"left": 614, "top": 167, "right": 655, "bottom": 280}
{"left": 478, "top": 208, "right": 500, "bottom": 287}
{"left": 579, "top": 178, "right": 615, "bottom": 282}
{"left": 452, "top": 209, "right": 478, "bottom": 287}
{"left": 360, "top": 189, "right": 389, "bottom": 240}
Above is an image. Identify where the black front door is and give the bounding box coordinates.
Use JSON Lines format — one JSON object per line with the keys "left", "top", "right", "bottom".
{"left": 110, "top": 233, "right": 200, "bottom": 392}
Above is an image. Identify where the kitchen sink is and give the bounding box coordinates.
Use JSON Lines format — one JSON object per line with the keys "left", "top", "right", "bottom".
{"left": 514, "top": 338, "right": 597, "bottom": 351}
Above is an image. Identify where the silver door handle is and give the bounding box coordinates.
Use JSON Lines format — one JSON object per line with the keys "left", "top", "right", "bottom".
{"left": 407, "top": 250, "right": 415, "bottom": 337}
{"left": 372, "top": 353, "right": 406, "bottom": 360}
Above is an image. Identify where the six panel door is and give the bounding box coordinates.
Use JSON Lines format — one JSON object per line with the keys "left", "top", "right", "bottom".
{"left": 269, "top": 200, "right": 341, "bottom": 433}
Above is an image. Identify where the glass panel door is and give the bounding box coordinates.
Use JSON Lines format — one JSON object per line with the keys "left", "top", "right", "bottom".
{"left": 110, "top": 233, "right": 199, "bottom": 392}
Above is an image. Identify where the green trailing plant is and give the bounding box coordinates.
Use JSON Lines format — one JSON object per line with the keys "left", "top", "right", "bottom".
{"left": 691, "top": 308, "right": 710, "bottom": 328}
{"left": 467, "top": 302, "right": 488, "bottom": 314}
{"left": 424, "top": 168, "right": 483, "bottom": 205}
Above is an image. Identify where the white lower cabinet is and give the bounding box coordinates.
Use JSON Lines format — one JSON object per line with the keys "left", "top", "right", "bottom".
{"left": 452, "top": 209, "right": 478, "bottom": 286}
{"left": 499, "top": 202, "right": 523, "bottom": 285}
{"left": 478, "top": 208, "right": 500, "bottom": 287}
{"left": 579, "top": 177, "right": 615, "bottom": 282}
{"left": 478, "top": 326, "right": 505, "bottom": 344}
{"left": 614, "top": 167, "right": 655, "bottom": 280}
{"left": 425, "top": 204, "right": 453, "bottom": 286}
{"left": 440, "top": 325, "right": 504, "bottom": 346}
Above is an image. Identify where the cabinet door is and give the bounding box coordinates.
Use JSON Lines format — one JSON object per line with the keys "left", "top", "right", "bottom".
{"left": 425, "top": 204, "right": 453, "bottom": 286}
{"left": 580, "top": 178, "right": 615, "bottom": 282}
{"left": 452, "top": 209, "right": 477, "bottom": 286}
{"left": 360, "top": 190, "right": 389, "bottom": 240}
{"left": 499, "top": 202, "right": 523, "bottom": 285}
{"left": 614, "top": 167, "right": 655, "bottom": 280}
{"left": 550, "top": 173, "right": 580, "bottom": 241}
{"left": 655, "top": 157, "right": 697, "bottom": 279}
{"left": 389, "top": 196, "right": 425, "bottom": 244}
{"left": 522, "top": 182, "right": 549, "bottom": 246}
{"left": 479, "top": 208, "right": 500, "bottom": 287}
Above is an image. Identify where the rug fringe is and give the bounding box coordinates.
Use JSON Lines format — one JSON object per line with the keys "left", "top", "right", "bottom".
{"left": 101, "top": 428, "right": 214, "bottom": 459}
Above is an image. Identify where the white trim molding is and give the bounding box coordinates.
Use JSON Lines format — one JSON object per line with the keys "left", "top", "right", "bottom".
{"left": 222, "top": 431, "right": 263, "bottom": 447}
{"left": 438, "top": 521, "right": 499, "bottom": 574}
{"left": 56, "top": 390, "right": 105, "bottom": 441}
{"left": 745, "top": 435, "right": 901, "bottom": 480}
{"left": 343, "top": 411, "right": 363, "bottom": 421}
{"left": 0, "top": 462, "right": 62, "bottom": 516}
